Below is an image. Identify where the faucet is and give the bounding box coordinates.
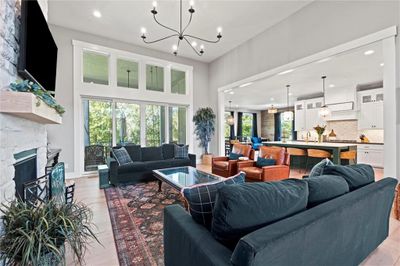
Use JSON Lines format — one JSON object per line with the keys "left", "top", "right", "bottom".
{"left": 306, "top": 131, "right": 311, "bottom": 143}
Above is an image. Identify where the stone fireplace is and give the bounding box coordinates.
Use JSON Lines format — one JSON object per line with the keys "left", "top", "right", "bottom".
{"left": 0, "top": 113, "right": 48, "bottom": 203}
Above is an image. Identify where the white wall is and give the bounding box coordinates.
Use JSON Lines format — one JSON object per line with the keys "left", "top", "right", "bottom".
{"left": 208, "top": 1, "right": 400, "bottom": 174}
{"left": 47, "top": 25, "right": 210, "bottom": 174}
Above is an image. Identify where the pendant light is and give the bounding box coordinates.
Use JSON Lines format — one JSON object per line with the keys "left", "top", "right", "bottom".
{"left": 282, "top": 85, "right": 293, "bottom": 121}
{"left": 268, "top": 105, "right": 277, "bottom": 114}
{"left": 318, "top": 76, "right": 331, "bottom": 119}
{"left": 226, "top": 101, "right": 235, "bottom": 126}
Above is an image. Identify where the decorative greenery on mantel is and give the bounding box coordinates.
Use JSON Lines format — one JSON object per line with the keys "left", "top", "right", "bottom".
{"left": 9, "top": 80, "right": 65, "bottom": 115}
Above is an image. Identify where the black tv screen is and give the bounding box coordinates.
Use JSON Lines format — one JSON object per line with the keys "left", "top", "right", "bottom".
{"left": 18, "top": 0, "right": 58, "bottom": 94}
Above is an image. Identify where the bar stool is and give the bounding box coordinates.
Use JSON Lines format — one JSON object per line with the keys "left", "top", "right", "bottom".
{"left": 306, "top": 149, "right": 332, "bottom": 172}
{"left": 340, "top": 150, "right": 357, "bottom": 165}
{"left": 287, "top": 148, "right": 307, "bottom": 173}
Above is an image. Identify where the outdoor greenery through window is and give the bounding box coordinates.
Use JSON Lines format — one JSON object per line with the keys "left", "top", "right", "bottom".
{"left": 83, "top": 99, "right": 112, "bottom": 171}
{"left": 169, "top": 106, "right": 187, "bottom": 144}
{"left": 224, "top": 112, "right": 231, "bottom": 139}
{"left": 146, "top": 105, "right": 166, "bottom": 146}
{"left": 280, "top": 113, "right": 293, "bottom": 140}
{"left": 242, "top": 113, "right": 253, "bottom": 139}
{"left": 171, "top": 69, "right": 186, "bottom": 94}
{"left": 116, "top": 102, "right": 140, "bottom": 144}
{"left": 83, "top": 51, "right": 109, "bottom": 85}
{"left": 146, "top": 65, "right": 164, "bottom": 92}
{"left": 117, "top": 59, "right": 139, "bottom": 88}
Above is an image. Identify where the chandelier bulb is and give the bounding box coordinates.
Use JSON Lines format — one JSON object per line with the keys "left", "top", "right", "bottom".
{"left": 217, "top": 27, "right": 222, "bottom": 34}
{"left": 189, "top": 0, "right": 195, "bottom": 7}
{"left": 172, "top": 44, "right": 178, "bottom": 51}
{"left": 141, "top": 27, "right": 147, "bottom": 34}
{"left": 152, "top": 1, "right": 157, "bottom": 8}
{"left": 200, "top": 44, "right": 205, "bottom": 50}
{"left": 191, "top": 41, "right": 197, "bottom": 47}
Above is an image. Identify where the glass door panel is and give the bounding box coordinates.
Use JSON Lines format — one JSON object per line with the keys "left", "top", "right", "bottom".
{"left": 116, "top": 102, "right": 141, "bottom": 145}
{"left": 82, "top": 99, "right": 112, "bottom": 171}
{"left": 145, "top": 105, "right": 166, "bottom": 146}
{"left": 169, "top": 106, "right": 187, "bottom": 144}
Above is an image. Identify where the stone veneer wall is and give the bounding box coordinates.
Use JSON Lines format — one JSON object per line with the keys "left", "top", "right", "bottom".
{"left": 0, "top": 0, "right": 48, "bottom": 203}
{"left": 260, "top": 110, "right": 275, "bottom": 140}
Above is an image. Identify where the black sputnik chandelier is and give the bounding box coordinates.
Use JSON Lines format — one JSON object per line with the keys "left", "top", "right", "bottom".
{"left": 140, "top": 0, "right": 222, "bottom": 56}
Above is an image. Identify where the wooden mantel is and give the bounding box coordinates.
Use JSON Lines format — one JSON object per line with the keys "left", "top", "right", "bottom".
{"left": 0, "top": 91, "right": 62, "bottom": 124}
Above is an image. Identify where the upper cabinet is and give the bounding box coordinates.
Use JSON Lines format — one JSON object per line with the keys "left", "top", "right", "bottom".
{"left": 358, "top": 88, "right": 384, "bottom": 130}
{"left": 294, "top": 98, "right": 324, "bottom": 131}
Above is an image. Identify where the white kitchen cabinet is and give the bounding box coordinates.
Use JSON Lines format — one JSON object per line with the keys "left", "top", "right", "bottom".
{"left": 357, "top": 145, "right": 384, "bottom": 168}
{"left": 358, "top": 89, "right": 384, "bottom": 130}
{"left": 305, "top": 97, "right": 324, "bottom": 130}
{"left": 294, "top": 101, "right": 306, "bottom": 131}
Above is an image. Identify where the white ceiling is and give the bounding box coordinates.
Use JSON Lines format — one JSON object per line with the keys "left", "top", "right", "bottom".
{"left": 48, "top": 0, "right": 311, "bottom": 62}
{"left": 224, "top": 42, "right": 384, "bottom": 110}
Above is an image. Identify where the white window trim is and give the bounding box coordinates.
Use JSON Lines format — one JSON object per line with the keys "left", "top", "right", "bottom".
{"left": 73, "top": 40, "right": 194, "bottom": 176}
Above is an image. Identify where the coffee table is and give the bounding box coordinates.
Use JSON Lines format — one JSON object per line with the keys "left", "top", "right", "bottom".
{"left": 153, "top": 166, "right": 224, "bottom": 192}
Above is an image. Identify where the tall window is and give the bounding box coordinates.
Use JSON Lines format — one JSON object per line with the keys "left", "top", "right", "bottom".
{"left": 83, "top": 99, "right": 112, "bottom": 171}
{"left": 117, "top": 59, "right": 139, "bottom": 89}
{"left": 171, "top": 69, "right": 186, "bottom": 94}
{"left": 83, "top": 51, "right": 109, "bottom": 85}
{"left": 146, "top": 65, "right": 164, "bottom": 92}
{"left": 146, "top": 105, "right": 166, "bottom": 146}
{"left": 116, "top": 102, "right": 140, "bottom": 144}
{"left": 280, "top": 113, "right": 293, "bottom": 140}
{"left": 169, "top": 106, "right": 187, "bottom": 144}
{"left": 224, "top": 112, "right": 232, "bottom": 139}
{"left": 242, "top": 113, "right": 253, "bottom": 139}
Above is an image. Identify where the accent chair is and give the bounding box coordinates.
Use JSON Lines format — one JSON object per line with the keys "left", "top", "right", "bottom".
{"left": 238, "top": 146, "right": 290, "bottom": 182}
{"left": 212, "top": 143, "right": 252, "bottom": 177}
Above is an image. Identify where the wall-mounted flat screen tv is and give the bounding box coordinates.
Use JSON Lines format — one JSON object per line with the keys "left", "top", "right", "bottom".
{"left": 18, "top": 0, "right": 58, "bottom": 94}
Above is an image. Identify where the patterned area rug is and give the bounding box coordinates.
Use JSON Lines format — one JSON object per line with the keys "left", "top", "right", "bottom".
{"left": 104, "top": 181, "right": 183, "bottom": 266}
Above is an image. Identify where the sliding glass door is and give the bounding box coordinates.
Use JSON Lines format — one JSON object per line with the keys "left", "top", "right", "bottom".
{"left": 169, "top": 106, "right": 187, "bottom": 144}
{"left": 115, "top": 102, "right": 141, "bottom": 145}
{"left": 145, "top": 105, "right": 166, "bottom": 146}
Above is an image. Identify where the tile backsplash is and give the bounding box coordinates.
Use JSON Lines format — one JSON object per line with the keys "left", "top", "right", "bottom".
{"left": 297, "top": 120, "right": 384, "bottom": 143}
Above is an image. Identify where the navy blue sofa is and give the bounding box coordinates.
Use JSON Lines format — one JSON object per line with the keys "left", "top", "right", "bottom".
{"left": 107, "top": 143, "right": 196, "bottom": 185}
{"left": 164, "top": 177, "right": 397, "bottom": 266}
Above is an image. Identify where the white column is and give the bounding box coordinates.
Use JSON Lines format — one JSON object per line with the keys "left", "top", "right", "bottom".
{"left": 218, "top": 91, "right": 225, "bottom": 156}
{"left": 382, "top": 37, "right": 397, "bottom": 178}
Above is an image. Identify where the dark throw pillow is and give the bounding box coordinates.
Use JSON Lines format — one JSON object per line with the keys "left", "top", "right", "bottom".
{"left": 112, "top": 147, "right": 133, "bottom": 166}
{"left": 141, "top": 147, "right": 163, "bottom": 161}
{"left": 305, "top": 175, "right": 349, "bottom": 208}
{"left": 211, "top": 179, "right": 308, "bottom": 248}
{"left": 256, "top": 157, "right": 276, "bottom": 168}
{"left": 174, "top": 144, "right": 189, "bottom": 159}
{"left": 322, "top": 164, "right": 375, "bottom": 191}
{"left": 229, "top": 152, "right": 243, "bottom": 160}
{"left": 309, "top": 158, "right": 334, "bottom": 177}
{"left": 181, "top": 172, "right": 246, "bottom": 229}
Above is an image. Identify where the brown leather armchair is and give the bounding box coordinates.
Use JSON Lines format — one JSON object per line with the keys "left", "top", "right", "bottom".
{"left": 238, "top": 146, "right": 290, "bottom": 182}
{"left": 212, "top": 144, "right": 252, "bottom": 177}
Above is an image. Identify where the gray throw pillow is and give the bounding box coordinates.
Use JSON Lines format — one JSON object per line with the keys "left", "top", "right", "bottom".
{"left": 305, "top": 175, "right": 349, "bottom": 207}
{"left": 309, "top": 158, "right": 334, "bottom": 177}
{"left": 174, "top": 144, "right": 189, "bottom": 159}
{"left": 322, "top": 164, "right": 375, "bottom": 191}
{"left": 112, "top": 147, "right": 133, "bottom": 165}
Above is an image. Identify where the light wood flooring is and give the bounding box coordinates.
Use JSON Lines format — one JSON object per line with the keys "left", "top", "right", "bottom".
{"left": 66, "top": 166, "right": 399, "bottom": 266}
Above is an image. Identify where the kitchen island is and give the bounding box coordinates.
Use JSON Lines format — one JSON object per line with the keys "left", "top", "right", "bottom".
{"left": 263, "top": 141, "right": 357, "bottom": 165}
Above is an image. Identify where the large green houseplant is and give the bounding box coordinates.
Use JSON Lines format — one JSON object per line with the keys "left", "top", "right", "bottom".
{"left": 0, "top": 200, "right": 99, "bottom": 266}
{"left": 193, "top": 107, "right": 216, "bottom": 164}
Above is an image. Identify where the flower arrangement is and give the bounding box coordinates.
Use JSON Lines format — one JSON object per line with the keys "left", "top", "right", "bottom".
{"left": 313, "top": 124, "right": 326, "bottom": 142}
{"left": 9, "top": 80, "right": 65, "bottom": 115}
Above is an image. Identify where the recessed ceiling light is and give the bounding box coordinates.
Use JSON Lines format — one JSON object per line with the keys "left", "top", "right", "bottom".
{"left": 364, "top": 50, "right": 375, "bottom": 55}
{"left": 277, "top": 69, "right": 294, "bottom": 75}
{"left": 270, "top": 97, "right": 275, "bottom": 101}
{"left": 239, "top": 82, "right": 253, "bottom": 88}
{"left": 329, "top": 84, "right": 335, "bottom": 88}
{"left": 93, "top": 10, "right": 102, "bottom": 18}
{"left": 229, "top": 91, "right": 235, "bottom": 95}
{"left": 380, "top": 63, "right": 384, "bottom": 67}
{"left": 317, "top": 57, "right": 332, "bottom": 63}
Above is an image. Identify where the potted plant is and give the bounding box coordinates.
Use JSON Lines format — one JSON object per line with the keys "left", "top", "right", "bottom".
{"left": 193, "top": 107, "right": 216, "bottom": 165}
{"left": 0, "top": 200, "right": 99, "bottom": 265}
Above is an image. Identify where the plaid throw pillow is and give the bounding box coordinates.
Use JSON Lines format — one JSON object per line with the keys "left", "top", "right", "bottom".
{"left": 181, "top": 172, "right": 246, "bottom": 229}
{"left": 112, "top": 147, "right": 133, "bottom": 165}
{"left": 174, "top": 144, "right": 189, "bottom": 159}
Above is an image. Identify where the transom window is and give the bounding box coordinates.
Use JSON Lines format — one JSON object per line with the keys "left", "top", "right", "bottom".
{"left": 83, "top": 51, "right": 109, "bottom": 85}
{"left": 146, "top": 64, "right": 164, "bottom": 92}
{"left": 117, "top": 59, "right": 139, "bottom": 89}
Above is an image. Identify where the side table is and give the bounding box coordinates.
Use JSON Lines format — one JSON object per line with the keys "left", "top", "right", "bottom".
{"left": 98, "top": 164, "right": 110, "bottom": 189}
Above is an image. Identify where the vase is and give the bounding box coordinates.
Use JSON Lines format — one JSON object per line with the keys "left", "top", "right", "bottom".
{"left": 318, "top": 134, "right": 323, "bottom": 143}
